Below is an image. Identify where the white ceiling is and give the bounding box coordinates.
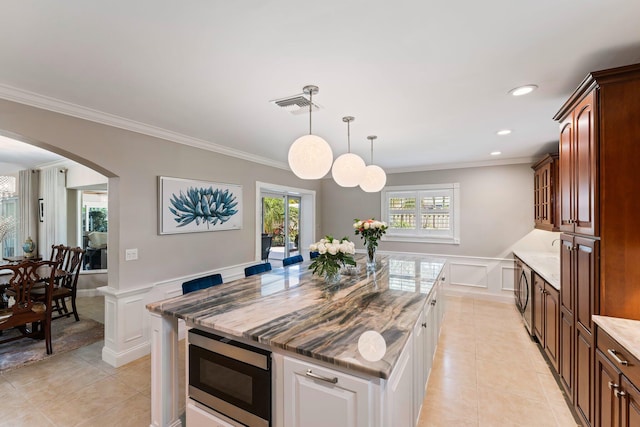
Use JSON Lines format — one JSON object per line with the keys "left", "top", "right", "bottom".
{"left": 1, "top": 1, "right": 640, "bottom": 173}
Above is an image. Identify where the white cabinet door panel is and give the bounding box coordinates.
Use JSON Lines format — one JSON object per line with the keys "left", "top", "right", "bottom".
{"left": 283, "top": 356, "right": 372, "bottom": 427}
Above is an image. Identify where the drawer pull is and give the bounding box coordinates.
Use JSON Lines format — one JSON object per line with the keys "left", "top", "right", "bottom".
{"left": 608, "top": 349, "right": 629, "bottom": 366}
{"left": 608, "top": 381, "right": 619, "bottom": 390}
{"left": 614, "top": 389, "right": 627, "bottom": 399}
{"left": 306, "top": 369, "right": 338, "bottom": 384}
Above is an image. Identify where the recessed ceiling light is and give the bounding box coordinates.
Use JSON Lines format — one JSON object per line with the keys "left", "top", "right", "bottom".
{"left": 509, "top": 84, "right": 538, "bottom": 96}
{"left": 496, "top": 129, "right": 512, "bottom": 136}
{"left": 490, "top": 151, "right": 502, "bottom": 156}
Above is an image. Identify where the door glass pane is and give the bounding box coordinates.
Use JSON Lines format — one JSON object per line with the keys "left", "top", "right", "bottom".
{"left": 262, "top": 196, "right": 285, "bottom": 257}
{"left": 287, "top": 197, "right": 300, "bottom": 255}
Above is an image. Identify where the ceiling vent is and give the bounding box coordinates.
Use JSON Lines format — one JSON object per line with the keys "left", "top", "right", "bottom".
{"left": 270, "top": 93, "right": 321, "bottom": 115}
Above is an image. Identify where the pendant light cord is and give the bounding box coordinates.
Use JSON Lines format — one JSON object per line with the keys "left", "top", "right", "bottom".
{"left": 347, "top": 120, "right": 351, "bottom": 153}
{"left": 308, "top": 90, "right": 313, "bottom": 135}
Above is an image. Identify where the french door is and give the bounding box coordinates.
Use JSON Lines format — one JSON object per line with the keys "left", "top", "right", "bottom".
{"left": 261, "top": 193, "right": 300, "bottom": 260}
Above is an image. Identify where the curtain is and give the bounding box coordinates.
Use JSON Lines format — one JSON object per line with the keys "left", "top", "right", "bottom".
{"left": 17, "top": 169, "right": 39, "bottom": 256}
{"left": 40, "top": 167, "right": 67, "bottom": 256}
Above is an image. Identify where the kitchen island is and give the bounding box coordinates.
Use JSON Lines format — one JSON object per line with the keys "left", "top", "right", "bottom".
{"left": 147, "top": 253, "right": 446, "bottom": 427}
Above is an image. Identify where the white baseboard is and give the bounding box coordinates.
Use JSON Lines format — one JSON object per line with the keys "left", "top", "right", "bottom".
{"left": 102, "top": 340, "right": 150, "bottom": 368}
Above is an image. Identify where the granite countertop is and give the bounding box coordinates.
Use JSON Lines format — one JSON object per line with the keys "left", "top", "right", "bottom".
{"left": 513, "top": 250, "right": 560, "bottom": 290}
{"left": 147, "top": 254, "right": 445, "bottom": 379}
{"left": 593, "top": 315, "right": 640, "bottom": 362}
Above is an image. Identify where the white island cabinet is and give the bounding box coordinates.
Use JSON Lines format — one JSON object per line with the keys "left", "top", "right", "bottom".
{"left": 147, "top": 254, "right": 446, "bottom": 427}
{"left": 282, "top": 356, "right": 374, "bottom": 427}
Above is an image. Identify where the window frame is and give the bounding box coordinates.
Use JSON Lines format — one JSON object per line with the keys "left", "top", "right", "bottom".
{"left": 381, "top": 183, "right": 460, "bottom": 244}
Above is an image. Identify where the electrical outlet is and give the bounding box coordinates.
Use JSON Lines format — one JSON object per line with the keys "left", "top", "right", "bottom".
{"left": 125, "top": 248, "right": 138, "bottom": 261}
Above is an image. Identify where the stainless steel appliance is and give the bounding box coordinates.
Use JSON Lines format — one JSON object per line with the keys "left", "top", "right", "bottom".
{"left": 188, "top": 329, "right": 272, "bottom": 427}
{"left": 514, "top": 256, "right": 534, "bottom": 336}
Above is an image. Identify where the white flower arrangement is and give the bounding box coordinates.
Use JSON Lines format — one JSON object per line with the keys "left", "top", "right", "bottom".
{"left": 309, "top": 236, "right": 356, "bottom": 278}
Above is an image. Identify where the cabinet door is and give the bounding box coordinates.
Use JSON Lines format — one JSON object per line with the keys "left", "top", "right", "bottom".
{"left": 422, "top": 302, "right": 434, "bottom": 388}
{"left": 573, "top": 91, "right": 597, "bottom": 236}
{"left": 533, "top": 274, "right": 545, "bottom": 344}
{"left": 559, "top": 117, "right": 574, "bottom": 232}
{"left": 621, "top": 376, "right": 640, "bottom": 427}
{"left": 595, "top": 350, "right": 621, "bottom": 427}
{"left": 387, "top": 339, "right": 414, "bottom": 427}
{"left": 575, "top": 237, "right": 598, "bottom": 336}
{"left": 413, "top": 312, "right": 425, "bottom": 423}
{"left": 560, "top": 306, "right": 574, "bottom": 398}
{"left": 283, "top": 356, "right": 371, "bottom": 427}
{"left": 544, "top": 284, "right": 559, "bottom": 372}
{"left": 576, "top": 327, "right": 595, "bottom": 426}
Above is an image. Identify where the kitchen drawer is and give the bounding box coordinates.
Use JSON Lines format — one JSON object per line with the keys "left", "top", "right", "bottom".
{"left": 596, "top": 327, "right": 640, "bottom": 387}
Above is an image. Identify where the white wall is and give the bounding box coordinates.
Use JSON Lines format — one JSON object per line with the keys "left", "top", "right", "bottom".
{"left": 0, "top": 98, "right": 322, "bottom": 365}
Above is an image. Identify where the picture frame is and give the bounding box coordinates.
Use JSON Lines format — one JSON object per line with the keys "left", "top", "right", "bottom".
{"left": 38, "top": 198, "right": 44, "bottom": 223}
{"left": 158, "top": 176, "right": 243, "bottom": 235}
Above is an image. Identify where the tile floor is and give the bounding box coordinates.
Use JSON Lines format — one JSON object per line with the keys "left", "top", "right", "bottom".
{"left": 418, "top": 295, "right": 580, "bottom": 427}
{"left": 0, "top": 295, "right": 579, "bottom": 426}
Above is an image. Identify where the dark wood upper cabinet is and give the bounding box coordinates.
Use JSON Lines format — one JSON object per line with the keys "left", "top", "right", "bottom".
{"left": 532, "top": 153, "right": 560, "bottom": 231}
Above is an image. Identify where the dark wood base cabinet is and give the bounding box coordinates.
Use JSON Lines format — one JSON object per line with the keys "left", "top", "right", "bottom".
{"left": 533, "top": 273, "right": 560, "bottom": 372}
{"left": 595, "top": 327, "right": 640, "bottom": 427}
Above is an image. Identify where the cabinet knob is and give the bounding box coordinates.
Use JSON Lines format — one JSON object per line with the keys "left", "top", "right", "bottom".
{"left": 608, "top": 381, "right": 619, "bottom": 390}
{"left": 421, "top": 322, "right": 427, "bottom": 328}
{"left": 431, "top": 299, "right": 437, "bottom": 306}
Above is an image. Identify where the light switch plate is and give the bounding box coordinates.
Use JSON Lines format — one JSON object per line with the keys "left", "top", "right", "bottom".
{"left": 125, "top": 248, "right": 138, "bottom": 261}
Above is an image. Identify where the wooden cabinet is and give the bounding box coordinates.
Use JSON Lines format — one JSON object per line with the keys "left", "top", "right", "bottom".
{"left": 554, "top": 62, "right": 640, "bottom": 426}
{"left": 283, "top": 355, "right": 372, "bottom": 427}
{"left": 558, "top": 233, "right": 599, "bottom": 425}
{"left": 595, "top": 326, "right": 640, "bottom": 427}
{"left": 533, "top": 273, "right": 559, "bottom": 372}
{"left": 532, "top": 153, "right": 560, "bottom": 231}
{"left": 557, "top": 91, "right": 597, "bottom": 236}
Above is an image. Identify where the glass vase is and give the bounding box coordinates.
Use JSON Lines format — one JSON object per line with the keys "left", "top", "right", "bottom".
{"left": 366, "top": 242, "right": 377, "bottom": 273}
{"left": 324, "top": 271, "right": 341, "bottom": 285}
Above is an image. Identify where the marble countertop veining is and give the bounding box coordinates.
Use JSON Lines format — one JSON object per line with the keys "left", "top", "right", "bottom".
{"left": 593, "top": 315, "right": 640, "bottom": 362}
{"left": 513, "top": 250, "right": 560, "bottom": 290}
{"left": 147, "top": 254, "right": 445, "bottom": 379}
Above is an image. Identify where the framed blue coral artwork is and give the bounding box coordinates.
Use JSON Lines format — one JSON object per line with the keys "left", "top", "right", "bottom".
{"left": 158, "top": 176, "right": 242, "bottom": 235}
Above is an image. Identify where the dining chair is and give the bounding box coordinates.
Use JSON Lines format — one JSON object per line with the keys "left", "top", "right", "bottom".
{"left": 50, "top": 244, "right": 70, "bottom": 266}
{"left": 182, "top": 273, "right": 223, "bottom": 295}
{"left": 310, "top": 251, "right": 319, "bottom": 259}
{"left": 282, "top": 254, "right": 304, "bottom": 267}
{"left": 244, "top": 262, "right": 272, "bottom": 277}
{"left": 33, "top": 246, "right": 85, "bottom": 321}
{"left": 0, "top": 260, "right": 60, "bottom": 354}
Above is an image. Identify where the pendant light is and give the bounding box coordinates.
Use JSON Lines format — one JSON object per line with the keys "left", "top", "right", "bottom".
{"left": 331, "top": 116, "right": 366, "bottom": 187}
{"left": 287, "top": 85, "right": 333, "bottom": 179}
{"left": 359, "top": 135, "right": 387, "bottom": 192}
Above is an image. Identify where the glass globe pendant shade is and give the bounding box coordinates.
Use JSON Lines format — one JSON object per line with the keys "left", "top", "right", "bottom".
{"left": 288, "top": 134, "right": 334, "bottom": 179}
{"left": 359, "top": 165, "right": 387, "bottom": 192}
{"left": 332, "top": 153, "right": 366, "bottom": 187}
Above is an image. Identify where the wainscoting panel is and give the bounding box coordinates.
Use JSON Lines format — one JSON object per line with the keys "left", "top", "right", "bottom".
{"left": 449, "top": 263, "right": 488, "bottom": 288}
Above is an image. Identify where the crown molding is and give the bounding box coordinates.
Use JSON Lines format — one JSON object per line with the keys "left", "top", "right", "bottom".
{"left": 0, "top": 84, "right": 289, "bottom": 171}
{"left": 383, "top": 156, "right": 536, "bottom": 174}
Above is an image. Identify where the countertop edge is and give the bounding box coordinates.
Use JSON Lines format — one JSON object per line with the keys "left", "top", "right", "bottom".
{"left": 513, "top": 250, "right": 560, "bottom": 290}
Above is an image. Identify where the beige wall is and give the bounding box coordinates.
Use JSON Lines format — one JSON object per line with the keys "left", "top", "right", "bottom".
{"left": 321, "top": 163, "right": 535, "bottom": 258}
{"left": 0, "top": 99, "right": 322, "bottom": 291}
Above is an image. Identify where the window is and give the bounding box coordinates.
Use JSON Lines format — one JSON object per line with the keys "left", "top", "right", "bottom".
{"left": 382, "top": 183, "right": 460, "bottom": 244}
